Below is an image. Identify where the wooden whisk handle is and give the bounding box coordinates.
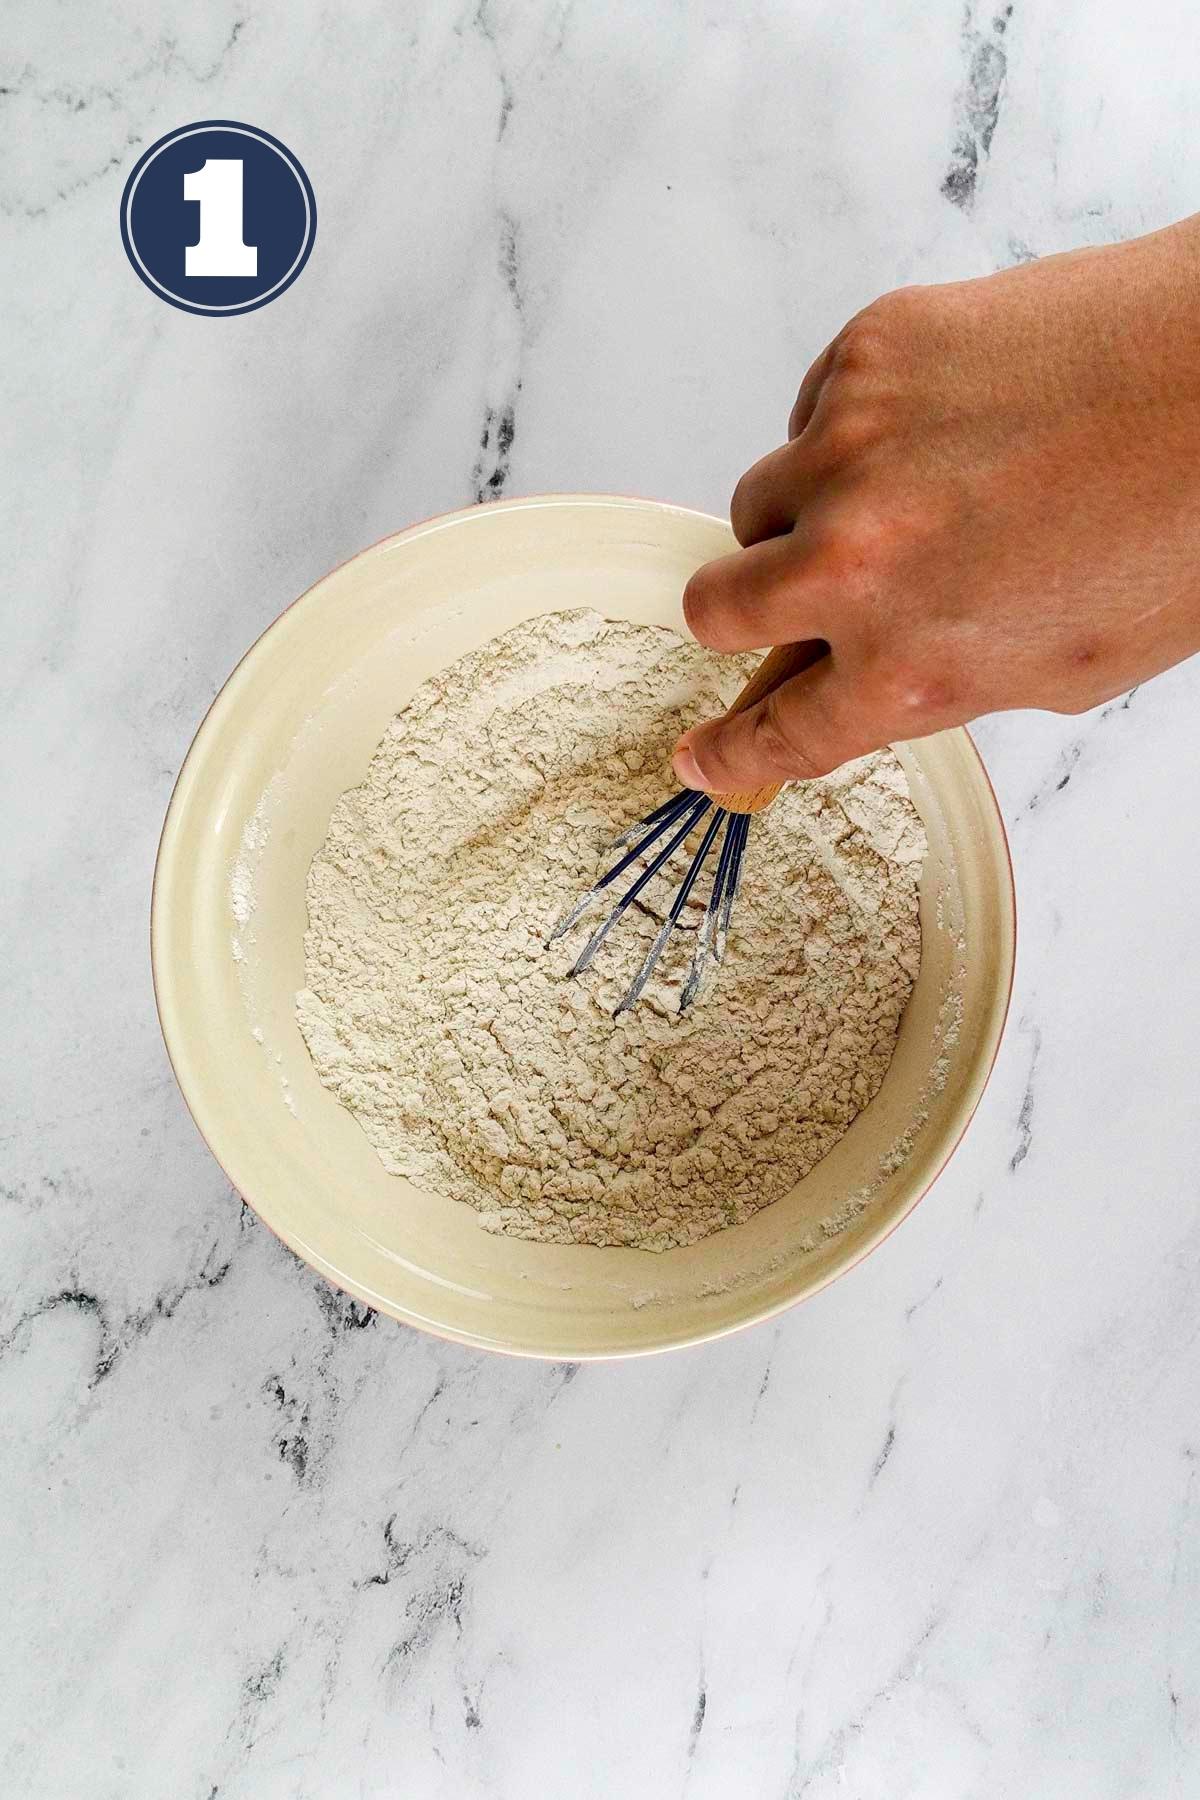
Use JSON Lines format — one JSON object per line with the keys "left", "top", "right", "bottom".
{"left": 712, "top": 640, "right": 828, "bottom": 815}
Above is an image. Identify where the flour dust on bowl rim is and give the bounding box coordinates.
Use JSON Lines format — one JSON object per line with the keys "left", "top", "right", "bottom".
{"left": 152, "top": 494, "right": 1016, "bottom": 1359}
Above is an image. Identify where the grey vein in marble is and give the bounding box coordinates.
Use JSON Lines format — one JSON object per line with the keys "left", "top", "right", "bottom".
{"left": 942, "top": 3, "right": 1015, "bottom": 211}
{"left": 1009, "top": 1019, "right": 1042, "bottom": 1172}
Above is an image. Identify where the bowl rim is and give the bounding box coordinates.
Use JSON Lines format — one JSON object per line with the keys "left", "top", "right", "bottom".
{"left": 151, "top": 492, "right": 1017, "bottom": 1358}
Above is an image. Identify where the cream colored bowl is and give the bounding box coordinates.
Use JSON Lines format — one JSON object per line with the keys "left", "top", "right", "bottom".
{"left": 153, "top": 495, "right": 1014, "bottom": 1358}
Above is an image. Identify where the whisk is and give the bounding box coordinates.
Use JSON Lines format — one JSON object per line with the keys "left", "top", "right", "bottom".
{"left": 547, "top": 640, "right": 825, "bottom": 1016}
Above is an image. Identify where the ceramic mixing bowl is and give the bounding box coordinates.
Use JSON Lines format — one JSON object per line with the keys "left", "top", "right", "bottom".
{"left": 152, "top": 495, "right": 1015, "bottom": 1357}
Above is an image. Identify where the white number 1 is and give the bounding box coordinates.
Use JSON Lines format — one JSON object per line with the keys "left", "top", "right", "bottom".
{"left": 184, "top": 159, "right": 258, "bottom": 278}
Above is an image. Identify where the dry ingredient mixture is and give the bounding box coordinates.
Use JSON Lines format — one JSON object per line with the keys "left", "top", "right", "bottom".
{"left": 296, "top": 610, "right": 926, "bottom": 1252}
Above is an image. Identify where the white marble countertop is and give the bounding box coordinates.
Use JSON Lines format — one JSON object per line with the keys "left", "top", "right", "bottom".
{"left": 4, "top": 3, "right": 1199, "bottom": 1795}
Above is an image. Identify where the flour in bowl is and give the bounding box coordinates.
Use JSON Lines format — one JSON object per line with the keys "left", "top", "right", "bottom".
{"left": 296, "top": 610, "right": 926, "bottom": 1251}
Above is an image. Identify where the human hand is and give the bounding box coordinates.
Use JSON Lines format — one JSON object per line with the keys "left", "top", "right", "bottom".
{"left": 672, "top": 216, "right": 1200, "bottom": 794}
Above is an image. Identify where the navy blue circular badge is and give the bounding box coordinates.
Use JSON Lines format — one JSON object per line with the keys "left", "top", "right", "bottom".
{"left": 120, "top": 121, "right": 316, "bottom": 316}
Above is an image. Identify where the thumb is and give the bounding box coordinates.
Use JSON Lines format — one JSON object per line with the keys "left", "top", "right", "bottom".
{"left": 672, "top": 658, "right": 878, "bottom": 792}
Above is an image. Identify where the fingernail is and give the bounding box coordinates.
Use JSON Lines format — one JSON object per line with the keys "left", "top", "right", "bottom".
{"left": 672, "top": 736, "right": 706, "bottom": 792}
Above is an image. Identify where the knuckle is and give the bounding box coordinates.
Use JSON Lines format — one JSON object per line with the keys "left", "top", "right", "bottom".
{"left": 754, "top": 694, "right": 835, "bottom": 781}
{"left": 862, "top": 284, "right": 929, "bottom": 342}
{"left": 681, "top": 565, "right": 731, "bottom": 648}
{"left": 810, "top": 501, "right": 899, "bottom": 593}
{"left": 731, "top": 443, "right": 803, "bottom": 545}
{"left": 818, "top": 404, "right": 889, "bottom": 465}
{"left": 830, "top": 290, "right": 910, "bottom": 371}
{"left": 728, "top": 471, "right": 759, "bottom": 546}
{"left": 699, "top": 736, "right": 738, "bottom": 789}
{"left": 828, "top": 288, "right": 925, "bottom": 388}
{"left": 829, "top": 317, "right": 886, "bottom": 380}
{"left": 827, "top": 488, "right": 931, "bottom": 581}
{"left": 875, "top": 656, "right": 960, "bottom": 720}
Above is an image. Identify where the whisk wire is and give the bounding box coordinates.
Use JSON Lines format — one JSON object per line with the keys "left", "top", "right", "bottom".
{"left": 604, "top": 785, "right": 698, "bottom": 852}
{"left": 714, "top": 810, "right": 751, "bottom": 963}
{"left": 679, "top": 806, "right": 745, "bottom": 1013}
{"left": 548, "top": 785, "right": 757, "bottom": 1013}
{"left": 546, "top": 788, "right": 706, "bottom": 946}
{"left": 565, "top": 794, "right": 713, "bottom": 978}
{"left": 613, "top": 806, "right": 727, "bottom": 1018}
